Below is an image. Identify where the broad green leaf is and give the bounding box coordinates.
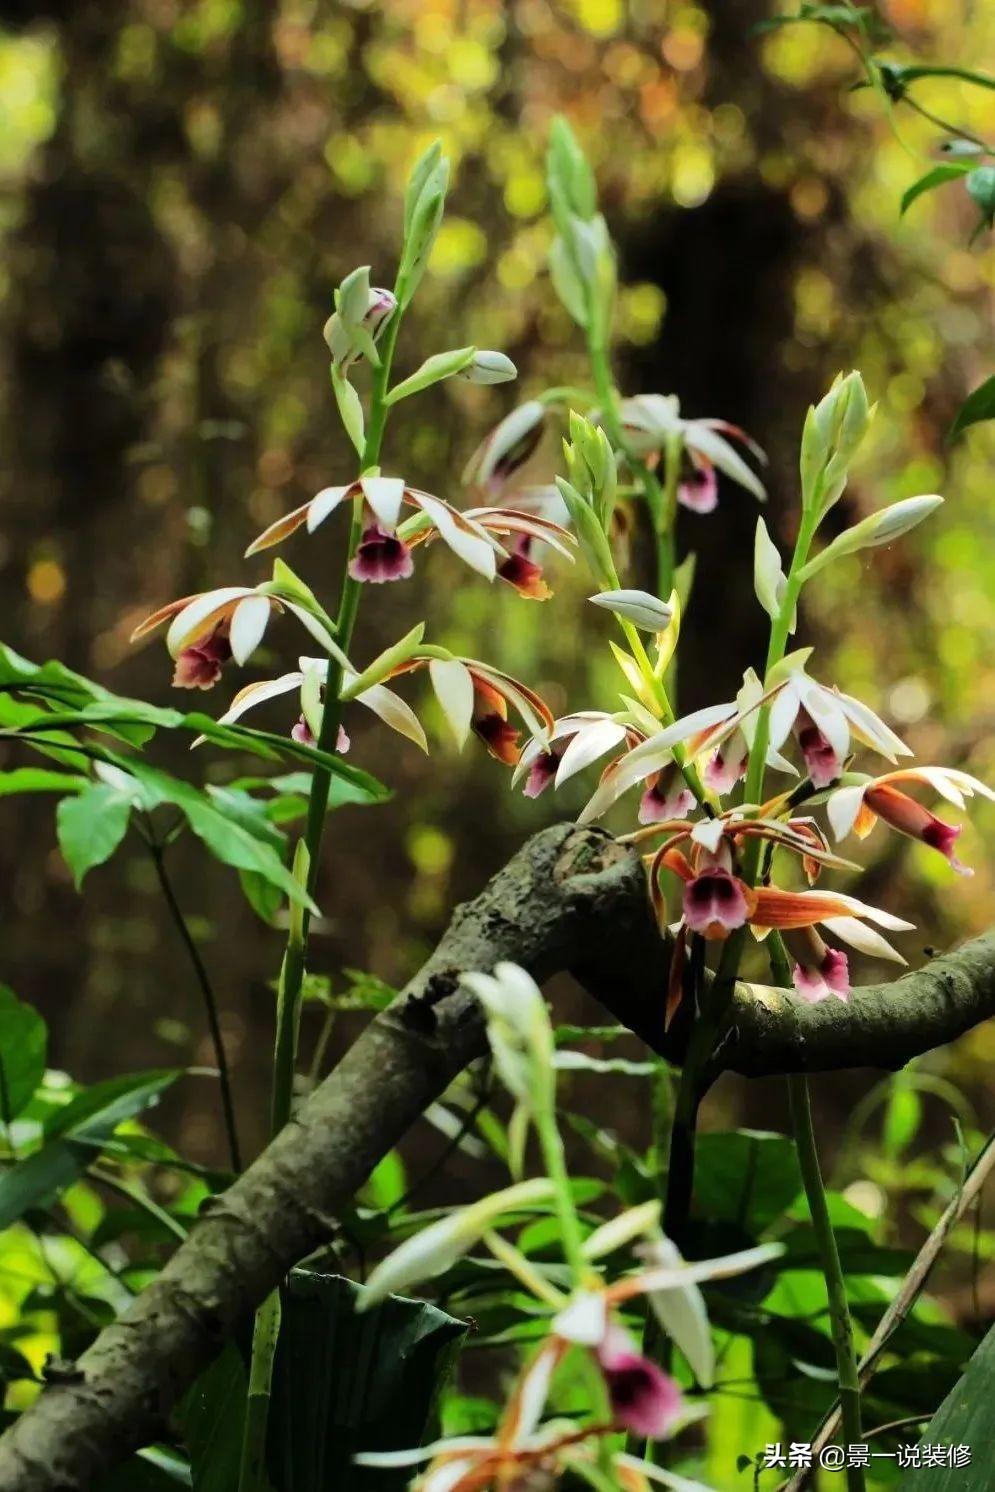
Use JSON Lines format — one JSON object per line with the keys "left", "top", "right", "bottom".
{"left": 179, "top": 1343, "right": 248, "bottom": 1492}
{"left": 949, "top": 373, "right": 995, "bottom": 440}
{"left": 780, "top": 1224, "right": 912, "bottom": 1275}
{"left": 0, "top": 986, "right": 47, "bottom": 1120}
{"left": 694, "top": 1131, "right": 803, "bottom": 1233}
{"left": 0, "top": 1069, "right": 180, "bottom": 1229}
{"left": 103, "top": 758, "right": 319, "bottom": 911}
{"left": 56, "top": 782, "right": 133, "bottom": 887}
{"left": 899, "top": 1323, "right": 995, "bottom": 1487}
{"left": 900, "top": 163, "right": 973, "bottom": 215}
{"left": 266, "top": 1269, "right": 466, "bottom": 1491}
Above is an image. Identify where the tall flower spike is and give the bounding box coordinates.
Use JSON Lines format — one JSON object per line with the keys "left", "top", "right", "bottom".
{"left": 245, "top": 476, "right": 505, "bottom": 584}
{"left": 130, "top": 586, "right": 337, "bottom": 690}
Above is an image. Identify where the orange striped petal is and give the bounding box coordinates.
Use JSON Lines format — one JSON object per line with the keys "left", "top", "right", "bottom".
{"left": 751, "top": 887, "right": 856, "bottom": 930}
{"left": 130, "top": 595, "right": 198, "bottom": 642}
{"left": 245, "top": 500, "right": 312, "bottom": 557}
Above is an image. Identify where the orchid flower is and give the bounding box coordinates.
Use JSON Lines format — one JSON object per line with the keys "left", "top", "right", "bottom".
{"left": 206, "top": 656, "right": 427, "bottom": 754}
{"left": 245, "top": 475, "right": 507, "bottom": 585}
{"left": 408, "top": 502, "right": 576, "bottom": 600}
{"left": 767, "top": 655, "right": 912, "bottom": 788}
{"left": 575, "top": 697, "right": 774, "bottom": 825}
{"left": 130, "top": 585, "right": 336, "bottom": 691}
{"left": 462, "top": 399, "right": 547, "bottom": 496}
{"left": 617, "top": 393, "right": 767, "bottom": 507}
{"left": 827, "top": 765, "right": 995, "bottom": 876}
{"left": 388, "top": 654, "right": 555, "bottom": 764}
{"left": 513, "top": 711, "right": 641, "bottom": 799}
{"left": 354, "top": 1339, "right": 582, "bottom": 1492}
{"left": 553, "top": 1232, "right": 782, "bottom": 1431}
{"left": 648, "top": 822, "right": 913, "bottom": 964}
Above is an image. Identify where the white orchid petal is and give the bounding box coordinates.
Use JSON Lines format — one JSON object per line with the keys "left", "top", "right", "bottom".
{"left": 552, "top": 1291, "right": 608, "bottom": 1346}
{"left": 838, "top": 692, "right": 911, "bottom": 761}
{"left": 417, "top": 492, "right": 498, "bottom": 580}
{"left": 359, "top": 475, "right": 406, "bottom": 531}
{"left": 554, "top": 718, "right": 628, "bottom": 788}
{"left": 685, "top": 423, "right": 766, "bottom": 500}
{"left": 642, "top": 1238, "right": 714, "bottom": 1389}
{"left": 429, "top": 658, "right": 475, "bottom": 750}
{"left": 821, "top": 916, "right": 907, "bottom": 965}
{"left": 216, "top": 673, "right": 304, "bottom": 727}
{"left": 306, "top": 485, "right": 351, "bottom": 532}
{"left": 165, "top": 587, "right": 253, "bottom": 656}
{"left": 355, "top": 683, "right": 427, "bottom": 752}
{"left": 827, "top": 784, "right": 868, "bottom": 842}
{"left": 802, "top": 683, "right": 850, "bottom": 760}
{"left": 581, "top": 1202, "right": 662, "bottom": 1262}
{"left": 228, "top": 595, "right": 272, "bottom": 666}
{"left": 767, "top": 683, "right": 800, "bottom": 753}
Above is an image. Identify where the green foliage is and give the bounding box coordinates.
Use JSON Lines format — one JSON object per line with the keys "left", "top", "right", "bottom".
{"left": 0, "top": 987, "right": 46, "bottom": 1122}
{"left": 55, "top": 782, "right": 134, "bottom": 887}
{"left": 0, "top": 1070, "right": 181, "bottom": 1230}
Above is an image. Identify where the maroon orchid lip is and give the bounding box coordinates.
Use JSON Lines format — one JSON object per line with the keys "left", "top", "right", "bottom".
{"left": 638, "top": 773, "right": 695, "bottom": 824}
{"left": 523, "top": 749, "right": 559, "bottom": 799}
{"left": 678, "top": 462, "right": 718, "bottom": 513}
{"left": 291, "top": 717, "right": 350, "bottom": 753}
{"left": 683, "top": 867, "right": 753, "bottom": 939}
{"left": 793, "top": 947, "right": 850, "bottom": 1003}
{"left": 473, "top": 711, "right": 522, "bottom": 766}
{"left": 798, "top": 721, "right": 842, "bottom": 789}
{"left": 498, "top": 541, "right": 551, "bottom": 600}
{"left": 172, "top": 625, "right": 232, "bottom": 690}
{"left": 597, "top": 1329, "right": 683, "bottom": 1439}
{"left": 348, "top": 525, "right": 415, "bottom": 584}
{"left": 865, "top": 782, "right": 972, "bottom": 875}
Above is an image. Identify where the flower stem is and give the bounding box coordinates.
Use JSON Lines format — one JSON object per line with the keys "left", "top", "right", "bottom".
{"left": 236, "top": 303, "right": 404, "bottom": 1492}
{"left": 535, "top": 1107, "right": 587, "bottom": 1279}
{"left": 147, "top": 838, "right": 241, "bottom": 1174}
{"left": 663, "top": 506, "right": 819, "bottom": 1242}
{"left": 787, "top": 1073, "right": 866, "bottom": 1491}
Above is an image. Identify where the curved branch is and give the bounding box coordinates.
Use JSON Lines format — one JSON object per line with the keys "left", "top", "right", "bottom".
{"left": 1, "top": 824, "right": 993, "bottom": 1490}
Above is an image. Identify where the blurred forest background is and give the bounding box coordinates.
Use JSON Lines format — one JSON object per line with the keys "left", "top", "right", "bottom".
{"left": 1, "top": 0, "right": 995, "bottom": 1325}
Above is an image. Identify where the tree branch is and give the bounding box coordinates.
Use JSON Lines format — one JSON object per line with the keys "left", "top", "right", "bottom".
{"left": 1, "top": 823, "right": 993, "bottom": 1490}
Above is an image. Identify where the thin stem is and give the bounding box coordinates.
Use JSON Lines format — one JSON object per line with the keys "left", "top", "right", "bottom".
{"left": 788, "top": 1073, "right": 865, "bottom": 1491}
{"left": 535, "top": 1108, "right": 586, "bottom": 1278}
{"left": 238, "top": 1290, "right": 282, "bottom": 1492}
{"left": 237, "top": 301, "right": 404, "bottom": 1492}
{"left": 147, "top": 838, "right": 241, "bottom": 1174}
{"left": 663, "top": 506, "right": 818, "bottom": 1242}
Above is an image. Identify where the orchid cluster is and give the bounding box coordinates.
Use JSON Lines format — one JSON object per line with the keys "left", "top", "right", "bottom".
{"left": 354, "top": 963, "right": 781, "bottom": 1492}
{"left": 125, "top": 119, "right": 990, "bottom": 1491}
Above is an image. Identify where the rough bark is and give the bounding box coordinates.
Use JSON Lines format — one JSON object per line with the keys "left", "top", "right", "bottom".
{"left": 1, "top": 823, "right": 994, "bottom": 1490}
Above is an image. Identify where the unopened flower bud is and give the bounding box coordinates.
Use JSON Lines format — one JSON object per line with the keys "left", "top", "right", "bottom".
{"left": 459, "top": 350, "right": 517, "bottom": 385}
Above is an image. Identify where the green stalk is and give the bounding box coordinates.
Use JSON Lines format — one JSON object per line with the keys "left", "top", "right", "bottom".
{"left": 664, "top": 504, "right": 819, "bottom": 1242}
{"left": 236, "top": 303, "right": 404, "bottom": 1492}
{"left": 763, "top": 932, "right": 865, "bottom": 1486}
{"left": 787, "top": 1074, "right": 866, "bottom": 1491}
{"left": 534, "top": 1106, "right": 586, "bottom": 1278}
